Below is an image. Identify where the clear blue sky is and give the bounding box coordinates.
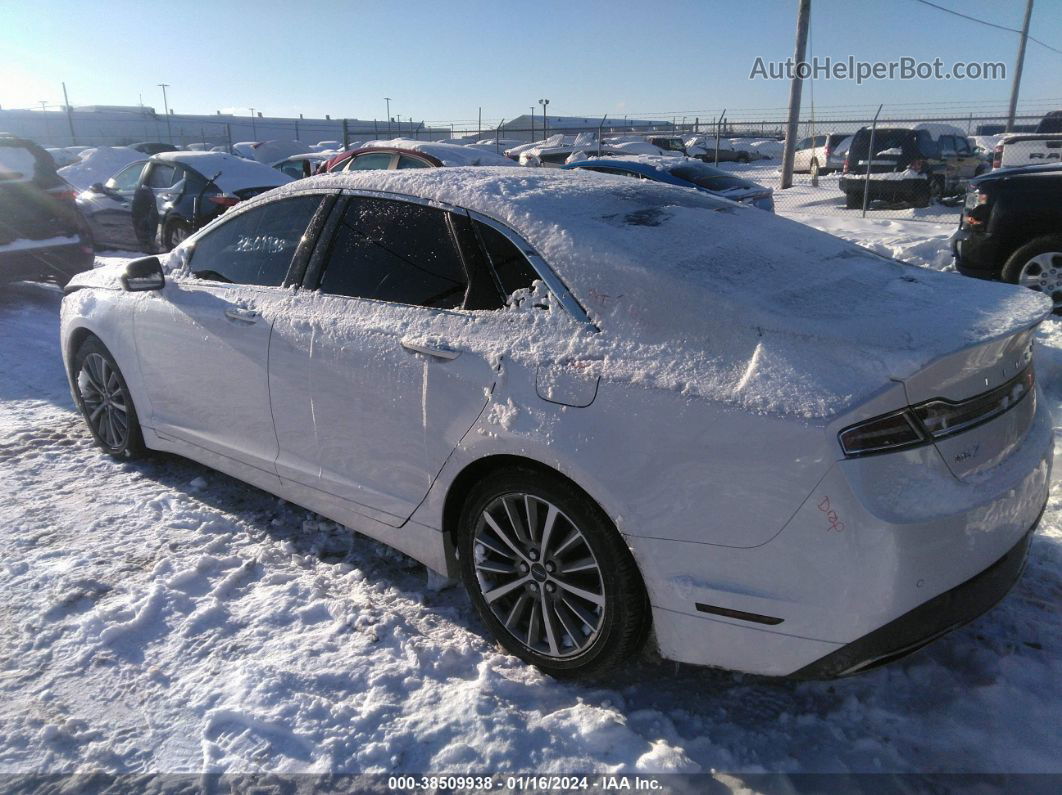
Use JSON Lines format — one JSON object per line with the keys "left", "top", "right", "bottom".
{"left": 1, "top": 0, "right": 1060, "bottom": 125}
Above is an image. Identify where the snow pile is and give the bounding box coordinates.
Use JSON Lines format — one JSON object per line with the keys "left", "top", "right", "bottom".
{"left": 275, "top": 168, "right": 1048, "bottom": 418}
{"left": 57, "top": 147, "right": 144, "bottom": 190}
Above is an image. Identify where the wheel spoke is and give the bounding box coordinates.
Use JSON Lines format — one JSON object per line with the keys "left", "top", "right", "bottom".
{"left": 475, "top": 558, "right": 515, "bottom": 575}
{"left": 504, "top": 593, "right": 531, "bottom": 629}
{"left": 551, "top": 530, "right": 582, "bottom": 559}
{"left": 559, "top": 557, "right": 598, "bottom": 575}
{"left": 554, "top": 599, "right": 585, "bottom": 646}
{"left": 539, "top": 593, "right": 560, "bottom": 656}
{"left": 482, "top": 511, "right": 526, "bottom": 561}
{"left": 561, "top": 594, "right": 600, "bottom": 630}
{"left": 89, "top": 402, "right": 106, "bottom": 422}
{"left": 540, "top": 504, "right": 559, "bottom": 557}
{"left": 502, "top": 496, "right": 530, "bottom": 544}
{"left": 526, "top": 598, "right": 542, "bottom": 648}
{"left": 554, "top": 578, "right": 605, "bottom": 607}
{"left": 524, "top": 495, "right": 539, "bottom": 543}
{"left": 475, "top": 533, "right": 517, "bottom": 561}
{"left": 483, "top": 574, "right": 531, "bottom": 604}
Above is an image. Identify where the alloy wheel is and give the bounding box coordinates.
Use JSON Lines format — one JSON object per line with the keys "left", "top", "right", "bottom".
{"left": 78, "top": 352, "right": 129, "bottom": 450}
{"left": 472, "top": 493, "right": 605, "bottom": 659}
{"left": 1018, "top": 251, "right": 1062, "bottom": 308}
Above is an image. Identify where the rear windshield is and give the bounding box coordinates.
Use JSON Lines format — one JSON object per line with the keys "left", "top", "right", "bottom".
{"left": 848, "top": 128, "right": 928, "bottom": 161}
{"left": 670, "top": 164, "right": 749, "bottom": 192}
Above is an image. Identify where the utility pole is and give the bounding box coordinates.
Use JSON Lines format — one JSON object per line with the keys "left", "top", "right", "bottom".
{"left": 1006, "top": 0, "right": 1034, "bottom": 132}
{"left": 61, "top": 82, "right": 77, "bottom": 145}
{"left": 530, "top": 106, "right": 535, "bottom": 141}
{"left": 780, "top": 0, "right": 811, "bottom": 189}
{"left": 249, "top": 107, "right": 257, "bottom": 139}
{"left": 384, "top": 97, "right": 392, "bottom": 138}
{"left": 478, "top": 106, "right": 482, "bottom": 138}
{"left": 158, "top": 83, "right": 173, "bottom": 144}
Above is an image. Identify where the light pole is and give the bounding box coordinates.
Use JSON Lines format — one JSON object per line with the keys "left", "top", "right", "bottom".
{"left": 538, "top": 98, "right": 550, "bottom": 138}
{"left": 249, "top": 107, "right": 257, "bottom": 139}
{"left": 384, "top": 97, "right": 392, "bottom": 138}
{"left": 158, "top": 83, "right": 172, "bottom": 143}
{"left": 530, "top": 106, "right": 535, "bottom": 141}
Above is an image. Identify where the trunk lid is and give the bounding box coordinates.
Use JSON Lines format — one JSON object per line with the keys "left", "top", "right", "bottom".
{"left": 901, "top": 328, "right": 1038, "bottom": 479}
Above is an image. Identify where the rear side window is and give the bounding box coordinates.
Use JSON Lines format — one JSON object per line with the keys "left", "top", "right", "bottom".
{"left": 397, "top": 155, "right": 431, "bottom": 169}
{"left": 318, "top": 198, "right": 467, "bottom": 308}
{"left": 0, "top": 146, "right": 39, "bottom": 182}
{"left": 474, "top": 220, "right": 539, "bottom": 300}
{"left": 189, "top": 195, "right": 321, "bottom": 286}
{"left": 146, "top": 163, "right": 179, "bottom": 188}
{"left": 348, "top": 152, "right": 393, "bottom": 170}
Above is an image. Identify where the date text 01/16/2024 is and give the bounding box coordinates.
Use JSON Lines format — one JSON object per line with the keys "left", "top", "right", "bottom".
{"left": 386, "top": 775, "right": 665, "bottom": 791}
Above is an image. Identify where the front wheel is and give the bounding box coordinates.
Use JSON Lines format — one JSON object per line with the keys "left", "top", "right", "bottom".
{"left": 72, "top": 336, "right": 146, "bottom": 458}
{"left": 809, "top": 159, "right": 820, "bottom": 179}
{"left": 1003, "top": 234, "right": 1062, "bottom": 313}
{"left": 458, "top": 468, "right": 650, "bottom": 679}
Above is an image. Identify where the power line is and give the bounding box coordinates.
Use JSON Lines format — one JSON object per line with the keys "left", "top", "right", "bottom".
{"left": 912, "top": 0, "right": 1062, "bottom": 55}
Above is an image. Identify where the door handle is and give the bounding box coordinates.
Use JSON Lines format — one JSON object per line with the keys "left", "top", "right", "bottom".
{"left": 224, "top": 306, "right": 259, "bottom": 323}
{"left": 401, "top": 339, "right": 461, "bottom": 360}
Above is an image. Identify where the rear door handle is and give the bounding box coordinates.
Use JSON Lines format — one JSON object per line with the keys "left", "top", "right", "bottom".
{"left": 401, "top": 339, "right": 461, "bottom": 360}
{"left": 224, "top": 307, "right": 259, "bottom": 323}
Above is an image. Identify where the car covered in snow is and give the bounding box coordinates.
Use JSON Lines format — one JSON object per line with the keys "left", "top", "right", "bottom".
{"left": 76, "top": 151, "right": 291, "bottom": 251}
{"left": 321, "top": 140, "right": 517, "bottom": 173}
{"left": 1, "top": 133, "right": 94, "bottom": 287}
{"left": 563, "top": 156, "right": 774, "bottom": 211}
{"left": 840, "top": 123, "right": 986, "bottom": 208}
{"left": 60, "top": 168, "right": 1052, "bottom": 679}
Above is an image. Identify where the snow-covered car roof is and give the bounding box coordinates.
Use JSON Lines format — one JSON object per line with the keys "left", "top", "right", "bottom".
{"left": 152, "top": 151, "right": 292, "bottom": 193}
{"left": 274, "top": 168, "right": 1047, "bottom": 418}
{"left": 359, "top": 139, "right": 517, "bottom": 167}
{"left": 861, "top": 122, "right": 969, "bottom": 138}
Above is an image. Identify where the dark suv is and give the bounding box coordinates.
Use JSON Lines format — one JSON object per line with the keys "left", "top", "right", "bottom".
{"left": 840, "top": 125, "right": 983, "bottom": 208}
{"left": 1, "top": 134, "right": 94, "bottom": 287}
{"left": 953, "top": 163, "right": 1062, "bottom": 311}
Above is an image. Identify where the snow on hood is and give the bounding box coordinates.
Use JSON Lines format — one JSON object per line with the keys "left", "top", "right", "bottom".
{"left": 153, "top": 151, "right": 293, "bottom": 193}
{"left": 208, "top": 169, "right": 1055, "bottom": 418}
{"left": 58, "top": 146, "right": 144, "bottom": 190}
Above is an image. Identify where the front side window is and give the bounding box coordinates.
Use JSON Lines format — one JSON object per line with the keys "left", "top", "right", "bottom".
{"left": 318, "top": 197, "right": 467, "bottom": 308}
{"left": 347, "top": 152, "right": 394, "bottom": 171}
{"left": 188, "top": 195, "right": 322, "bottom": 285}
{"left": 939, "top": 136, "right": 957, "bottom": 157}
{"left": 107, "top": 161, "right": 147, "bottom": 192}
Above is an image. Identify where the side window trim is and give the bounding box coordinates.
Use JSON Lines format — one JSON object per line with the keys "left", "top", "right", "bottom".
{"left": 286, "top": 191, "right": 340, "bottom": 288}
{"left": 465, "top": 209, "right": 597, "bottom": 331}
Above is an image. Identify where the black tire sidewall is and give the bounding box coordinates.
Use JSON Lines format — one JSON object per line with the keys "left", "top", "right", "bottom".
{"left": 163, "top": 218, "right": 191, "bottom": 252}
{"left": 72, "top": 336, "right": 146, "bottom": 458}
{"left": 457, "top": 467, "right": 649, "bottom": 679}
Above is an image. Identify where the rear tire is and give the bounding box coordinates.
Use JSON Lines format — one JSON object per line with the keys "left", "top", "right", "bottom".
{"left": 1002, "top": 234, "right": 1062, "bottom": 314}
{"left": 845, "top": 191, "right": 861, "bottom": 209}
{"left": 457, "top": 467, "right": 650, "bottom": 680}
{"left": 71, "top": 336, "right": 146, "bottom": 458}
{"left": 809, "top": 159, "right": 820, "bottom": 179}
{"left": 162, "top": 218, "right": 192, "bottom": 252}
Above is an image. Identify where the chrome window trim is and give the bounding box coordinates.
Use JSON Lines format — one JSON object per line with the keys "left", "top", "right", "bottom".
{"left": 465, "top": 209, "right": 597, "bottom": 331}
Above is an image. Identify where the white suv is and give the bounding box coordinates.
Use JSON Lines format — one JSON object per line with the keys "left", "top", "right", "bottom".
{"left": 792, "top": 133, "right": 850, "bottom": 176}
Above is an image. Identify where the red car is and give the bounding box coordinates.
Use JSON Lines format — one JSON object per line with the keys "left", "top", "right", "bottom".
{"left": 319, "top": 139, "right": 516, "bottom": 174}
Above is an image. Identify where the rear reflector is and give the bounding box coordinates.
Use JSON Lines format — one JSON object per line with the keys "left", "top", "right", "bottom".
{"left": 840, "top": 364, "right": 1035, "bottom": 457}
{"left": 208, "top": 195, "right": 240, "bottom": 207}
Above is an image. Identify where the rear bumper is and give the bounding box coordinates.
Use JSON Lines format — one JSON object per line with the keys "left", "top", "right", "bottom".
{"left": 0, "top": 239, "right": 94, "bottom": 284}
{"left": 792, "top": 512, "right": 1039, "bottom": 678}
{"left": 840, "top": 176, "right": 926, "bottom": 197}
{"left": 953, "top": 227, "right": 1004, "bottom": 279}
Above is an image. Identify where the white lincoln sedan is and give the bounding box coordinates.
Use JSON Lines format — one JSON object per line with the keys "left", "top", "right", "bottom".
{"left": 60, "top": 168, "right": 1053, "bottom": 679}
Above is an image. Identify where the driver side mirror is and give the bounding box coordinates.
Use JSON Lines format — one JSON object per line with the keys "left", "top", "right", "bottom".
{"left": 121, "top": 256, "right": 165, "bottom": 292}
{"left": 90, "top": 182, "right": 108, "bottom": 194}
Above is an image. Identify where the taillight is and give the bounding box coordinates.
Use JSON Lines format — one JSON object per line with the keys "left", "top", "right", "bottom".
{"left": 47, "top": 187, "right": 78, "bottom": 201}
{"left": 839, "top": 365, "right": 1034, "bottom": 457}
{"left": 993, "top": 143, "right": 1003, "bottom": 169}
{"left": 208, "top": 195, "right": 240, "bottom": 207}
{"left": 842, "top": 157, "right": 849, "bottom": 173}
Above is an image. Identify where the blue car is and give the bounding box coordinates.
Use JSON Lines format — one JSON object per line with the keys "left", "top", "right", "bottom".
{"left": 562, "top": 156, "right": 774, "bottom": 212}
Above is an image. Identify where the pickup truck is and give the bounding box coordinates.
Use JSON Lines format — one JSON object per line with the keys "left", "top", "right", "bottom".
{"left": 991, "top": 110, "right": 1062, "bottom": 169}
{"left": 953, "top": 163, "right": 1062, "bottom": 311}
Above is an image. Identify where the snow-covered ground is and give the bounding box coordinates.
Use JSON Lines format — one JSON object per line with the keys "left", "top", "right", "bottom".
{"left": 0, "top": 205, "right": 1060, "bottom": 776}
